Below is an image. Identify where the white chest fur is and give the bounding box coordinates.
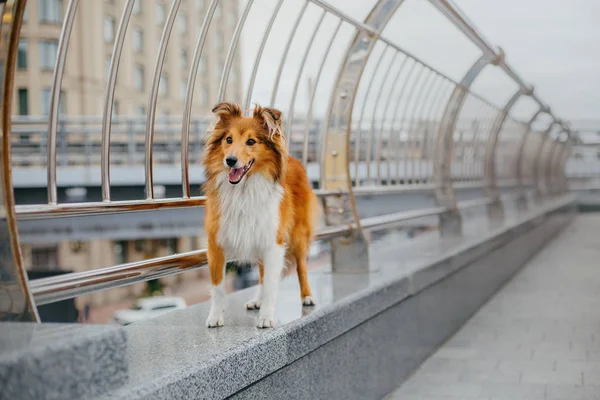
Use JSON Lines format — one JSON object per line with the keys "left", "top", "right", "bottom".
{"left": 216, "top": 173, "right": 283, "bottom": 262}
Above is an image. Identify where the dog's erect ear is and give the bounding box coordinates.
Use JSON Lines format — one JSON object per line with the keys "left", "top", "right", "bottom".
{"left": 253, "top": 105, "right": 284, "bottom": 139}
{"left": 212, "top": 102, "right": 242, "bottom": 123}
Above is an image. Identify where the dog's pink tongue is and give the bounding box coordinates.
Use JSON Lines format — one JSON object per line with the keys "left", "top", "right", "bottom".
{"left": 228, "top": 168, "right": 244, "bottom": 182}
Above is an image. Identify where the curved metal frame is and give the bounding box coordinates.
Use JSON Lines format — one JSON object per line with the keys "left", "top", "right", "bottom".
{"left": 320, "top": 0, "right": 406, "bottom": 272}
{"left": 483, "top": 88, "right": 523, "bottom": 221}
{"left": 533, "top": 121, "right": 557, "bottom": 203}
{"left": 0, "top": 0, "right": 575, "bottom": 314}
{"left": 0, "top": 0, "right": 39, "bottom": 321}
{"left": 514, "top": 107, "right": 543, "bottom": 211}
{"left": 432, "top": 54, "right": 489, "bottom": 235}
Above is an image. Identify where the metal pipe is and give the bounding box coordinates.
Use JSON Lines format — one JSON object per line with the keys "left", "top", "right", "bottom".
{"left": 0, "top": 0, "right": 40, "bottom": 322}
{"left": 405, "top": 71, "right": 438, "bottom": 183}
{"left": 47, "top": 0, "right": 80, "bottom": 205}
{"left": 216, "top": 0, "right": 254, "bottom": 102}
{"left": 414, "top": 75, "right": 446, "bottom": 182}
{"left": 365, "top": 50, "right": 399, "bottom": 184}
{"left": 270, "top": 1, "right": 309, "bottom": 106}
{"left": 374, "top": 55, "right": 410, "bottom": 184}
{"left": 302, "top": 19, "right": 343, "bottom": 165}
{"left": 286, "top": 10, "right": 327, "bottom": 148}
{"left": 399, "top": 66, "right": 427, "bottom": 183}
{"left": 145, "top": 0, "right": 181, "bottom": 200}
{"left": 354, "top": 45, "right": 392, "bottom": 185}
{"left": 243, "top": 0, "right": 284, "bottom": 113}
{"left": 181, "top": 0, "right": 220, "bottom": 198}
{"left": 387, "top": 60, "right": 418, "bottom": 182}
{"left": 101, "top": 0, "right": 136, "bottom": 201}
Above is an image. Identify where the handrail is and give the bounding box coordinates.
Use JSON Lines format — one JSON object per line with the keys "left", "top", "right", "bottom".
{"left": 0, "top": 0, "right": 573, "bottom": 317}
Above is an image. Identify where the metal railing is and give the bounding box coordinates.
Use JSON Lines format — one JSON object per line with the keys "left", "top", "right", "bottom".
{"left": 0, "top": 0, "right": 573, "bottom": 321}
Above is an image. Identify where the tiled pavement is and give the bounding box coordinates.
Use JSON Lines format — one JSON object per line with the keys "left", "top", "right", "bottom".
{"left": 386, "top": 215, "right": 600, "bottom": 400}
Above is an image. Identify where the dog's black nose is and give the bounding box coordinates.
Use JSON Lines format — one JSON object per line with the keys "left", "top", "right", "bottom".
{"left": 225, "top": 156, "right": 238, "bottom": 167}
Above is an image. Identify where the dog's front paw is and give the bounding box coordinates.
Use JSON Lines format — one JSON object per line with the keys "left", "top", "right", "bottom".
{"left": 302, "top": 296, "right": 316, "bottom": 306}
{"left": 244, "top": 299, "right": 262, "bottom": 310}
{"left": 206, "top": 312, "right": 224, "bottom": 328}
{"left": 257, "top": 313, "right": 275, "bottom": 329}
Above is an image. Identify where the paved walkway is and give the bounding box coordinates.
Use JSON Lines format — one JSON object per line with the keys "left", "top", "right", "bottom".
{"left": 387, "top": 214, "right": 600, "bottom": 400}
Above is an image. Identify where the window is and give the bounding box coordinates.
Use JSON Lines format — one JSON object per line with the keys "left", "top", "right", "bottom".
{"left": 196, "top": 0, "right": 204, "bottom": 10}
{"left": 38, "top": 0, "right": 62, "bottom": 24}
{"left": 31, "top": 246, "right": 59, "bottom": 270}
{"left": 105, "top": 57, "right": 111, "bottom": 79}
{"left": 214, "top": 3, "right": 221, "bottom": 19}
{"left": 40, "top": 88, "right": 66, "bottom": 115}
{"left": 216, "top": 31, "right": 223, "bottom": 51}
{"left": 156, "top": 2, "right": 165, "bottom": 24}
{"left": 134, "top": 64, "right": 144, "bottom": 90}
{"left": 113, "top": 100, "right": 119, "bottom": 117}
{"left": 136, "top": 105, "right": 146, "bottom": 116}
{"left": 17, "top": 40, "right": 27, "bottom": 69}
{"left": 178, "top": 14, "right": 187, "bottom": 35}
{"left": 40, "top": 40, "right": 58, "bottom": 70}
{"left": 180, "top": 79, "right": 188, "bottom": 101}
{"left": 133, "top": 0, "right": 142, "bottom": 15}
{"left": 180, "top": 49, "right": 188, "bottom": 69}
{"left": 200, "top": 87, "right": 208, "bottom": 106}
{"left": 104, "top": 16, "right": 115, "bottom": 43}
{"left": 113, "top": 241, "right": 128, "bottom": 265}
{"left": 18, "top": 89, "right": 28, "bottom": 116}
{"left": 133, "top": 28, "right": 143, "bottom": 53}
{"left": 159, "top": 73, "right": 168, "bottom": 97}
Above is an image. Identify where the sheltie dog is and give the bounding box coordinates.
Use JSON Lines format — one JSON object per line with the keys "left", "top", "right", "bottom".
{"left": 202, "top": 102, "right": 317, "bottom": 328}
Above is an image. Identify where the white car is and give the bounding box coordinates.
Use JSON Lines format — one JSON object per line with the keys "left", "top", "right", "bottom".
{"left": 112, "top": 296, "right": 187, "bottom": 325}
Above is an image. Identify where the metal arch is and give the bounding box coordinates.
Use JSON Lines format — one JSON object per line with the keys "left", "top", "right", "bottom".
{"left": 46, "top": 0, "right": 80, "bottom": 205}
{"left": 432, "top": 53, "right": 489, "bottom": 235}
{"left": 101, "top": 0, "right": 136, "bottom": 201}
{"left": 483, "top": 88, "right": 523, "bottom": 221}
{"left": 181, "top": 0, "right": 220, "bottom": 199}
{"left": 243, "top": 0, "right": 284, "bottom": 114}
{"left": 302, "top": 19, "right": 344, "bottom": 166}
{"left": 514, "top": 107, "right": 543, "bottom": 211}
{"left": 0, "top": 0, "right": 39, "bottom": 321}
{"left": 320, "top": 0, "right": 406, "bottom": 272}
{"left": 546, "top": 132, "right": 566, "bottom": 194}
{"left": 216, "top": 0, "right": 254, "bottom": 103}
{"left": 145, "top": 0, "right": 182, "bottom": 200}
{"left": 533, "top": 121, "right": 556, "bottom": 203}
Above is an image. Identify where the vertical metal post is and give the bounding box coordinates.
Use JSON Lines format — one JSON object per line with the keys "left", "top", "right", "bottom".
{"left": 0, "top": 0, "right": 39, "bottom": 321}
{"left": 483, "top": 87, "right": 523, "bottom": 222}
{"left": 321, "top": 0, "right": 405, "bottom": 272}
{"left": 533, "top": 121, "right": 556, "bottom": 203}
{"left": 433, "top": 52, "right": 497, "bottom": 235}
{"left": 514, "top": 106, "right": 543, "bottom": 211}
{"left": 546, "top": 133, "right": 565, "bottom": 195}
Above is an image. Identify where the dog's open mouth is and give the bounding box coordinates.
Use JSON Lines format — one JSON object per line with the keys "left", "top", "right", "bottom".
{"left": 228, "top": 160, "right": 254, "bottom": 184}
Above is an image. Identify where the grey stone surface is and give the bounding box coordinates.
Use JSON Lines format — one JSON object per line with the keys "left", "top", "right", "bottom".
{"left": 231, "top": 200, "right": 572, "bottom": 400}
{"left": 0, "top": 196, "right": 575, "bottom": 400}
{"left": 0, "top": 323, "right": 128, "bottom": 400}
{"left": 387, "top": 213, "right": 600, "bottom": 400}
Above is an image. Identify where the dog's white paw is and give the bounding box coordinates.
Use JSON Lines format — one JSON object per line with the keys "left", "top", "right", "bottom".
{"left": 244, "top": 299, "right": 262, "bottom": 310}
{"left": 257, "top": 314, "right": 275, "bottom": 329}
{"left": 206, "top": 313, "right": 224, "bottom": 328}
{"left": 302, "top": 296, "right": 316, "bottom": 306}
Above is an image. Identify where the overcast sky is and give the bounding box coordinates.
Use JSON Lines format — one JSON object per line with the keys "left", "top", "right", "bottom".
{"left": 234, "top": 0, "right": 598, "bottom": 128}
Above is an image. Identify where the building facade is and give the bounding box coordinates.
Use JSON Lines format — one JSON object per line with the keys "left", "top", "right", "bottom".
{"left": 11, "top": 0, "right": 242, "bottom": 117}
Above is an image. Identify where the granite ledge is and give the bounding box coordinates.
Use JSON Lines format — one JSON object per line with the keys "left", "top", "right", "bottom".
{"left": 95, "top": 195, "right": 575, "bottom": 400}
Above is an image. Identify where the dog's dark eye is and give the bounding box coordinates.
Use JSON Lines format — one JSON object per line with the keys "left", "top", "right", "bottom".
{"left": 246, "top": 139, "right": 256, "bottom": 146}
{"left": 226, "top": 137, "right": 233, "bottom": 144}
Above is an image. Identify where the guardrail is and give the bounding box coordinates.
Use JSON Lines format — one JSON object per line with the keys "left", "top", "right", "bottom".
{"left": 0, "top": 0, "right": 573, "bottom": 321}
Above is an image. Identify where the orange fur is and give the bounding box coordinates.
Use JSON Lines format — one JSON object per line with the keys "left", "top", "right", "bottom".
{"left": 203, "top": 102, "right": 317, "bottom": 305}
